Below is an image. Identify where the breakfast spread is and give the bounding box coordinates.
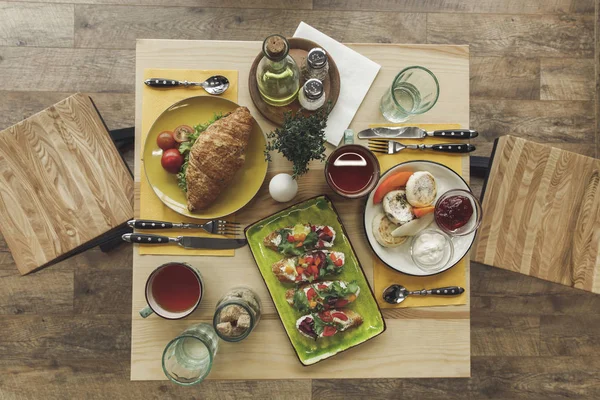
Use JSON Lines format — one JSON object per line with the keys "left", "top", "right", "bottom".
{"left": 271, "top": 250, "right": 345, "bottom": 283}
{"left": 263, "top": 224, "right": 336, "bottom": 256}
{"left": 285, "top": 280, "right": 360, "bottom": 312}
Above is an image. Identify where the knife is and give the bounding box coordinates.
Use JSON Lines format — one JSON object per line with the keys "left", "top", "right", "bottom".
{"left": 122, "top": 233, "right": 247, "bottom": 249}
{"left": 358, "top": 127, "right": 478, "bottom": 140}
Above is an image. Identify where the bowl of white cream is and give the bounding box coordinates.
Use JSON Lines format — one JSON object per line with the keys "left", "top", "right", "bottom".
{"left": 410, "top": 229, "right": 454, "bottom": 274}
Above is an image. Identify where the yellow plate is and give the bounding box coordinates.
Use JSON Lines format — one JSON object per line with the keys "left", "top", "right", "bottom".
{"left": 143, "top": 96, "right": 268, "bottom": 219}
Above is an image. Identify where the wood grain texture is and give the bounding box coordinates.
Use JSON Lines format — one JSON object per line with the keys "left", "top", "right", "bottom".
{"left": 471, "top": 57, "right": 540, "bottom": 100}
{"left": 0, "top": 48, "right": 134, "bottom": 92}
{"left": 132, "top": 40, "right": 470, "bottom": 380}
{"left": 0, "top": 2, "right": 73, "bottom": 47}
{"left": 315, "top": 0, "right": 595, "bottom": 14}
{"left": 0, "top": 93, "right": 134, "bottom": 274}
{"left": 74, "top": 6, "right": 426, "bottom": 49}
{"left": 427, "top": 13, "right": 595, "bottom": 57}
{"left": 541, "top": 58, "right": 595, "bottom": 100}
{"left": 474, "top": 136, "right": 600, "bottom": 293}
{"left": 8, "top": 0, "right": 312, "bottom": 7}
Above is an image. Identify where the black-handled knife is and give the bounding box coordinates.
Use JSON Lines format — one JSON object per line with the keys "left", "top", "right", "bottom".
{"left": 122, "top": 233, "right": 246, "bottom": 249}
{"left": 358, "top": 127, "right": 478, "bottom": 140}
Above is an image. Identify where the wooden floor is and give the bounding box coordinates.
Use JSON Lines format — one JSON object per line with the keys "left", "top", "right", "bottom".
{"left": 1, "top": 0, "right": 599, "bottom": 398}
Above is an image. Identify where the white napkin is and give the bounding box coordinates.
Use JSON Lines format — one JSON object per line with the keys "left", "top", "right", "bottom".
{"left": 293, "top": 22, "right": 381, "bottom": 145}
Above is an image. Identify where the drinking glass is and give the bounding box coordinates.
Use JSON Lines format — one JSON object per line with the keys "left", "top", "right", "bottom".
{"left": 380, "top": 66, "right": 440, "bottom": 123}
{"left": 162, "top": 323, "right": 219, "bottom": 385}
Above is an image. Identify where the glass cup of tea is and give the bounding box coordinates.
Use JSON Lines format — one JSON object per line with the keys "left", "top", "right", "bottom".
{"left": 380, "top": 66, "right": 440, "bottom": 123}
{"left": 325, "top": 130, "right": 380, "bottom": 199}
{"left": 139, "top": 262, "right": 204, "bottom": 319}
{"left": 162, "top": 323, "right": 219, "bottom": 385}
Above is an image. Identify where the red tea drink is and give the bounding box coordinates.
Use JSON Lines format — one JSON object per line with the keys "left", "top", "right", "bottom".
{"left": 325, "top": 145, "right": 380, "bottom": 198}
{"left": 151, "top": 263, "right": 201, "bottom": 312}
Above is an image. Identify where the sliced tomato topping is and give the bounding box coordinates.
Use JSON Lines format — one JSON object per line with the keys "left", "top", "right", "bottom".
{"left": 295, "top": 275, "right": 302, "bottom": 282}
{"left": 317, "top": 284, "right": 328, "bottom": 290}
{"left": 306, "top": 288, "right": 317, "bottom": 300}
{"left": 296, "top": 267, "right": 305, "bottom": 276}
{"left": 334, "top": 258, "right": 343, "bottom": 267}
{"left": 323, "top": 326, "right": 337, "bottom": 337}
{"left": 317, "top": 240, "right": 324, "bottom": 248}
{"left": 308, "top": 264, "right": 318, "bottom": 276}
{"left": 319, "top": 311, "right": 333, "bottom": 322}
{"left": 332, "top": 312, "right": 348, "bottom": 321}
{"left": 322, "top": 226, "right": 333, "bottom": 236}
{"left": 334, "top": 299, "right": 349, "bottom": 308}
{"left": 329, "top": 253, "right": 336, "bottom": 261}
{"left": 287, "top": 234, "right": 295, "bottom": 242}
{"left": 304, "top": 256, "right": 313, "bottom": 264}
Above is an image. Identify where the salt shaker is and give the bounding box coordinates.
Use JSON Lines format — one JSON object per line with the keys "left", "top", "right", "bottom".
{"left": 302, "top": 48, "right": 329, "bottom": 82}
{"left": 298, "top": 79, "right": 326, "bottom": 111}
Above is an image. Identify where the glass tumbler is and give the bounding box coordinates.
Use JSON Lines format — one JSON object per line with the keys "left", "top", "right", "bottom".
{"left": 162, "top": 323, "right": 219, "bottom": 385}
{"left": 380, "top": 66, "right": 440, "bottom": 123}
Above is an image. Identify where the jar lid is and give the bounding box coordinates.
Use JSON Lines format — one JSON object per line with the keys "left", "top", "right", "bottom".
{"left": 307, "top": 48, "right": 328, "bottom": 69}
{"left": 303, "top": 79, "right": 324, "bottom": 100}
{"left": 263, "top": 34, "right": 289, "bottom": 61}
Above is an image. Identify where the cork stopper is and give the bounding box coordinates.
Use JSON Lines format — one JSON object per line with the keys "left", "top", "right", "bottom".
{"left": 263, "top": 35, "right": 289, "bottom": 61}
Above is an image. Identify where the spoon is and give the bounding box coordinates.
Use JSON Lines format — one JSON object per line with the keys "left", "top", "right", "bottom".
{"left": 382, "top": 284, "right": 465, "bottom": 305}
{"left": 144, "top": 75, "right": 230, "bottom": 95}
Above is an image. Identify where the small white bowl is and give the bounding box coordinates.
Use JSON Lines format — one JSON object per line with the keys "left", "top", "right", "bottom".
{"left": 410, "top": 229, "right": 454, "bottom": 274}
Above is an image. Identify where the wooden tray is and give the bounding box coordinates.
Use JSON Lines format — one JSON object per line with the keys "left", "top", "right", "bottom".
{"left": 474, "top": 135, "right": 600, "bottom": 293}
{"left": 248, "top": 37, "right": 341, "bottom": 126}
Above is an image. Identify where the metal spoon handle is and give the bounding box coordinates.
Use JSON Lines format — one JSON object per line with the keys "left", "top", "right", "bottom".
{"left": 409, "top": 286, "right": 465, "bottom": 296}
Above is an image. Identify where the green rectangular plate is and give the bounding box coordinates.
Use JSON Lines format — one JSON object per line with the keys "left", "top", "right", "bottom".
{"left": 245, "top": 195, "right": 386, "bottom": 366}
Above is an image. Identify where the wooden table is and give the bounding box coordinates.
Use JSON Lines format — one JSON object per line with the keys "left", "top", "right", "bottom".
{"left": 133, "top": 39, "right": 470, "bottom": 380}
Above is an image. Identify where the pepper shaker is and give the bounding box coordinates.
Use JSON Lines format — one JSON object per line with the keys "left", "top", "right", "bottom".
{"left": 302, "top": 48, "right": 329, "bottom": 82}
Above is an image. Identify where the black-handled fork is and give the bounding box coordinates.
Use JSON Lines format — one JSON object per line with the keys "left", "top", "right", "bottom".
{"left": 368, "top": 139, "right": 475, "bottom": 155}
{"left": 127, "top": 219, "right": 241, "bottom": 236}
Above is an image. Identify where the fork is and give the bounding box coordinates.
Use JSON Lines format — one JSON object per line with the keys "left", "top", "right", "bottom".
{"left": 127, "top": 219, "right": 242, "bottom": 236}
{"left": 368, "top": 139, "right": 476, "bottom": 155}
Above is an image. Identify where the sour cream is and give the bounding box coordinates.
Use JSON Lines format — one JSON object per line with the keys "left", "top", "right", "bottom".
{"left": 411, "top": 230, "right": 453, "bottom": 272}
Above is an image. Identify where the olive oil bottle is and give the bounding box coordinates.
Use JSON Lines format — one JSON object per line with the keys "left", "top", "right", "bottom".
{"left": 256, "top": 35, "right": 300, "bottom": 107}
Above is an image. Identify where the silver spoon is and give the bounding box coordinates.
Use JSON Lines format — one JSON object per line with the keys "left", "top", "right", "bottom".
{"left": 144, "top": 75, "right": 230, "bottom": 95}
{"left": 382, "top": 284, "right": 465, "bottom": 305}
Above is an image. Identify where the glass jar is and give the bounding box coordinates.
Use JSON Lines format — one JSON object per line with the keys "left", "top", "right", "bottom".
{"left": 298, "top": 79, "right": 326, "bottom": 111}
{"left": 256, "top": 35, "right": 301, "bottom": 107}
{"left": 302, "top": 47, "right": 329, "bottom": 82}
{"left": 162, "top": 323, "right": 219, "bottom": 386}
{"left": 213, "top": 286, "right": 262, "bottom": 342}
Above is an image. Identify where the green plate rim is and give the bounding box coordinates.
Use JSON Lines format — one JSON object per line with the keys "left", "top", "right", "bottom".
{"left": 244, "top": 194, "right": 387, "bottom": 366}
{"left": 142, "top": 95, "right": 268, "bottom": 220}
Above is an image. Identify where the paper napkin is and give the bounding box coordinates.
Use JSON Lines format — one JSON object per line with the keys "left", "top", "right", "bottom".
{"left": 293, "top": 22, "right": 381, "bottom": 146}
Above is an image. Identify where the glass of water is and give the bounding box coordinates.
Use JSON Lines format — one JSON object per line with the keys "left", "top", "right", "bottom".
{"left": 162, "top": 323, "right": 219, "bottom": 385}
{"left": 380, "top": 66, "right": 440, "bottom": 123}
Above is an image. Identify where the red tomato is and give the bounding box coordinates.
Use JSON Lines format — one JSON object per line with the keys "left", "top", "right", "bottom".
{"left": 329, "top": 253, "right": 336, "bottom": 261}
{"left": 304, "top": 256, "right": 313, "bottom": 264}
{"left": 306, "top": 288, "right": 316, "bottom": 300}
{"left": 319, "top": 311, "right": 333, "bottom": 322}
{"left": 334, "top": 258, "right": 343, "bottom": 267}
{"left": 156, "top": 131, "right": 176, "bottom": 150}
{"left": 332, "top": 312, "right": 348, "bottom": 321}
{"left": 161, "top": 148, "right": 183, "bottom": 174}
{"left": 317, "top": 284, "right": 328, "bottom": 290}
{"left": 322, "top": 226, "right": 333, "bottom": 236}
{"left": 173, "top": 125, "right": 194, "bottom": 143}
{"left": 287, "top": 234, "right": 295, "bottom": 243}
{"left": 334, "top": 299, "right": 349, "bottom": 308}
{"left": 307, "top": 264, "right": 318, "bottom": 276}
{"left": 323, "top": 326, "right": 337, "bottom": 337}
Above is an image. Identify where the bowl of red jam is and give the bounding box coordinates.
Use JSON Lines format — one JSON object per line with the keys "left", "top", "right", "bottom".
{"left": 434, "top": 189, "right": 482, "bottom": 236}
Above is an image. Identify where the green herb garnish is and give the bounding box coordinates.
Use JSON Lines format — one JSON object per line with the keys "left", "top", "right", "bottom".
{"left": 176, "top": 113, "right": 224, "bottom": 192}
{"left": 264, "top": 103, "right": 331, "bottom": 179}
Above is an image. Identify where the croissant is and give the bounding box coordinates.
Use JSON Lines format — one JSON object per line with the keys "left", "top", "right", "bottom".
{"left": 186, "top": 106, "right": 253, "bottom": 211}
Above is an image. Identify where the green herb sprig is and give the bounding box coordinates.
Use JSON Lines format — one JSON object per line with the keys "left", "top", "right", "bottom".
{"left": 176, "top": 113, "right": 223, "bottom": 192}
{"left": 264, "top": 104, "right": 331, "bottom": 179}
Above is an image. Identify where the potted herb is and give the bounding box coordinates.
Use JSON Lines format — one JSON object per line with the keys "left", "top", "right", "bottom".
{"left": 264, "top": 105, "right": 330, "bottom": 179}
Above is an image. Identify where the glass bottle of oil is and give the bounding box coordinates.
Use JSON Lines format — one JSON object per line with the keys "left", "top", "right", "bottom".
{"left": 256, "top": 35, "right": 300, "bottom": 107}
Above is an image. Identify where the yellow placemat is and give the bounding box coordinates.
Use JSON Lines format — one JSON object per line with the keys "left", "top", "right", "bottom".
{"left": 139, "top": 68, "right": 239, "bottom": 256}
{"left": 371, "top": 123, "right": 468, "bottom": 308}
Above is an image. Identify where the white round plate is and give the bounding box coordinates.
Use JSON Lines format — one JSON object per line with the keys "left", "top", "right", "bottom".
{"left": 363, "top": 160, "right": 477, "bottom": 276}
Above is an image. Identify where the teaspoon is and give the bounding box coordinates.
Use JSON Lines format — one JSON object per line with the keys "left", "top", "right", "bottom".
{"left": 144, "top": 75, "right": 230, "bottom": 95}
{"left": 382, "top": 284, "right": 465, "bottom": 305}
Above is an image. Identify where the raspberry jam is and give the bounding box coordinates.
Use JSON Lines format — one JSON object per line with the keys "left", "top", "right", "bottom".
{"left": 435, "top": 195, "right": 473, "bottom": 231}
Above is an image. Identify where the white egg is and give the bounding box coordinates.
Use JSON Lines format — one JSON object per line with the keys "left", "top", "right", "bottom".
{"left": 269, "top": 173, "right": 298, "bottom": 202}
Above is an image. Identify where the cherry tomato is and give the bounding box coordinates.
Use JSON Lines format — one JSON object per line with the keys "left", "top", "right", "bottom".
{"left": 323, "top": 326, "right": 337, "bottom": 337}
{"left": 287, "top": 234, "right": 295, "bottom": 243}
{"left": 173, "top": 125, "right": 194, "bottom": 143}
{"left": 161, "top": 148, "right": 183, "bottom": 174}
{"left": 334, "top": 258, "right": 343, "bottom": 267}
{"left": 319, "top": 311, "right": 333, "bottom": 322}
{"left": 306, "top": 288, "right": 317, "bottom": 300}
{"left": 156, "top": 131, "right": 176, "bottom": 150}
{"left": 332, "top": 312, "right": 348, "bottom": 321}
{"left": 317, "top": 284, "right": 328, "bottom": 290}
{"left": 296, "top": 267, "right": 305, "bottom": 276}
